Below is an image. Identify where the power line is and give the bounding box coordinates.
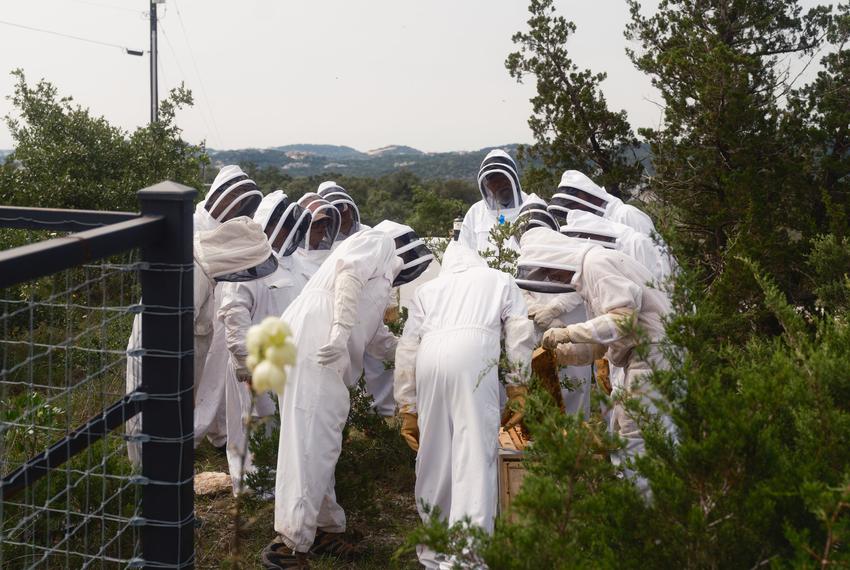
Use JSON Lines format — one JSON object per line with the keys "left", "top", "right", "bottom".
{"left": 67, "top": 0, "right": 145, "bottom": 15}
{"left": 159, "top": 22, "right": 218, "bottom": 144}
{"left": 0, "top": 18, "right": 144, "bottom": 54}
{"left": 171, "top": 0, "right": 224, "bottom": 147}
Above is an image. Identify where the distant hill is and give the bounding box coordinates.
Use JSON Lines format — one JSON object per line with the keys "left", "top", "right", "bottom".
{"left": 207, "top": 144, "right": 525, "bottom": 180}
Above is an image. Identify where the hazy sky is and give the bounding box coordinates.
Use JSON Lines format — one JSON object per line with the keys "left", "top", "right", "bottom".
{"left": 0, "top": 0, "right": 826, "bottom": 152}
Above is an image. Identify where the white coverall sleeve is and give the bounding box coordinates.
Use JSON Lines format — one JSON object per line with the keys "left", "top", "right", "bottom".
{"left": 567, "top": 272, "right": 642, "bottom": 344}
{"left": 502, "top": 278, "right": 536, "bottom": 386}
{"left": 394, "top": 294, "right": 425, "bottom": 414}
{"left": 193, "top": 260, "right": 214, "bottom": 339}
{"left": 365, "top": 323, "right": 399, "bottom": 362}
{"left": 217, "top": 281, "right": 255, "bottom": 376}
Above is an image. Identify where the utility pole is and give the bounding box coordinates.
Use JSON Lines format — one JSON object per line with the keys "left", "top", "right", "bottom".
{"left": 149, "top": 0, "right": 159, "bottom": 123}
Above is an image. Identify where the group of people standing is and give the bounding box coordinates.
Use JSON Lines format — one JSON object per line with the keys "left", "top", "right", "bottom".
{"left": 126, "top": 148, "right": 676, "bottom": 569}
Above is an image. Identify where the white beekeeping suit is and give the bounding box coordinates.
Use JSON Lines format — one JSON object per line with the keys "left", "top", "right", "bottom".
{"left": 549, "top": 170, "right": 657, "bottom": 236}
{"left": 517, "top": 228, "right": 674, "bottom": 498}
{"left": 126, "top": 165, "right": 262, "bottom": 464}
{"left": 272, "top": 221, "right": 433, "bottom": 558}
{"left": 318, "top": 182, "right": 398, "bottom": 416}
{"left": 193, "top": 167, "right": 265, "bottom": 449}
{"left": 561, "top": 210, "right": 676, "bottom": 406}
{"left": 513, "top": 201, "right": 594, "bottom": 415}
{"left": 217, "top": 191, "right": 312, "bottom": 491}
{"left": 458, "top": 149, "right": 529, "bottom": 254}
{"left": 126, "top": 217, "right": 273, "bottom": 468}
{"left": 394, "top": 241, "right": 535, "bottom": 569}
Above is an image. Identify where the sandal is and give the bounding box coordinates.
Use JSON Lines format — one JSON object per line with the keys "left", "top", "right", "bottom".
{"left": 309, "top": 528, "right": 365, "bottom": 561}
{"left": 261, "top": 540, "right": 312, "bottom": 569}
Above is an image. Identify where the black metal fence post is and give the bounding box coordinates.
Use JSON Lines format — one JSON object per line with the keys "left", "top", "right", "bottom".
{"left": 138, "top": 181, "right": 196, "bottom": 569}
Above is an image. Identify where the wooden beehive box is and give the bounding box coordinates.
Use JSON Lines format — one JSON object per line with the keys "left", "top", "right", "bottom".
{"left": 498, "top": 426, "right": 528, "bottom": 521}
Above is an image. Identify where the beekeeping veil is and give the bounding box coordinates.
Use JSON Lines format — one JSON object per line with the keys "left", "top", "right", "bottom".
{"left": 548, "top": 170, "right": 611, "bottom": 222}
{"left": 372, "top": 220, "right": 434, "bottom": 287}
{"left": 254, "top": 191, "right": 311, "bottom": 257}
{"left": 477, "top": 149, "right": 523, "bottom": 210}
{"left": 318, "top": 181, "right": 362, "bottom": 239}
{"left": 516, "top": 226, "right": 597, "bottom": 295}
{"left": 560, "top": 209, "right": 625, "bottom": 249}
{"left": 515, "top": 196, "right": 560, "bottom": 236}
{"left": 202, "top": 165, "right": 264, "bottom": 223}
{"left": 297, "top": 193, "right": 341, "bottom": 251}
{"left": 194, "top": 217, "right": 278, "bottom": 282}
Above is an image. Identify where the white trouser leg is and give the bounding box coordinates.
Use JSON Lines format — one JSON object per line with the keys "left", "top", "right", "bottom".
{"left": 560, "top": 363, "right": 592, "bottom": 417}
{"left": 275, "top": 360, "right": 350, "bottom": 552}
{"left": 195, "top": 318, "right": 228, "bottom": 448}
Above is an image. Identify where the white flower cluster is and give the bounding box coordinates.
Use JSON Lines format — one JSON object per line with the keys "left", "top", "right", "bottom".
{"left": 246, "top": 317, "right": 297, "bottom": 395}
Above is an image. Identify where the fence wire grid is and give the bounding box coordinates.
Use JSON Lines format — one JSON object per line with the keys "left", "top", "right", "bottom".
{"left": 0, "top": 249, "right": 191, "bottom": 569}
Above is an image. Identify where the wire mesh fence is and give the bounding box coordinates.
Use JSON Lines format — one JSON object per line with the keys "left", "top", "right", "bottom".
{"left": 0, "top": 254, "right": 145, "bottom": 568}
{"left": 0, "top": 182, "right": 198, "bottom": 569}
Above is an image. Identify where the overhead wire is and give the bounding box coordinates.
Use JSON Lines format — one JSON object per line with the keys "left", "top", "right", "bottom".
{"left": 171, "top": 0, "right": 224, "bottom": 147}
{"left": 0, "top": 18, "right": 144, "bottom": 54}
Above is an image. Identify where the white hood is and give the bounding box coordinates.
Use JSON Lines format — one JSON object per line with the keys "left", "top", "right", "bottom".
{"left": 562, "top": 209, "right": 629, "bottom": 248}
{"left": 549, "top": 170, "right": 611, "bottom": 218}
{"left": 439, "top": 241, "right": 487, "bottom": 275}
{"left": 477, "top": 148, "right": 523, "bottom": 210}
{"left": 517, "top": 227, "right": 598, "bottom": 293}
{"left": 194, "top": 216, "right": 273, "bottom": 279}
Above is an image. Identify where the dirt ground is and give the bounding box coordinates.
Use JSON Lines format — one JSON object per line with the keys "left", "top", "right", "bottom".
{"left": 193, "top": 438, "right": 421, "bottom": 569}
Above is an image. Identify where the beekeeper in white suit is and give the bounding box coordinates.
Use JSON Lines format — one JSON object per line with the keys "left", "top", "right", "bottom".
{"left": 457, "top": 149, "right": 529, "bottom": 253}
{"left": 517, "top": 227, "right": 674, "bottom": 498}
{"left": 126, "top": 217, "right": 274, "bottom": 467}
{"left": 513, "top": 201, "right": 594, "bottom": 416}
{"left": 393, "top": 241, "right": 534, "bottom": 569}
{"left": 318, "top": 181, "right": 399, "bottom": 416}
{"left": 126, "top": 165, "right": 263, "bottom": 462}
{"left": 265, "top": 221, "right": 433, "bottom": 568}
{"left": 193, "top": 166, "right": 265, "bottom": 449}
{"left": 217, "top": 191, "right": 312, "bottom": 491}
{"left": 560, "top": 209, "right": 676, "bottom": 410}
{"left": 548, "top": 170, "right": 657, "bottom": 236}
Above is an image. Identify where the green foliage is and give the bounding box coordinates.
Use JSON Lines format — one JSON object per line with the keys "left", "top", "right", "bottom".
{"left": 625, "top": 0, "right": 843, "bottom": 334}
{"left": 807, "top": 234, "right": 850, "bottom": 314}
{"left": 507, "top": 0, "right": 645, "bottom": 198}
{"left": 1, "top": 69, "right": 207, "bottom": 211}
{"left": 478, "top": 221, "right": 520, "bottom": 274}
{"left": 405, "top": 264, "right": 850, "bottom": 567}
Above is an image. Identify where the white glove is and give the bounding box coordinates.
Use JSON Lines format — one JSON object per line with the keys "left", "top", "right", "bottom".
{"left": 316, "top": 326, "right": 351, "bottom": 367}
{"left": 553, "top": 342, "right": 607, "bottom": 366}
{"left": 541, "top": 327, "right": 571, "bottom": 350}
{"left": 531, "top": 303, "right": 562, "bottom": 330}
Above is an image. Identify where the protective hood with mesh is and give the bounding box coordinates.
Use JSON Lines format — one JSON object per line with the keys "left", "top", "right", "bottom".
{"left": 560, "top": 209, "right": 626, "bottom": 249}
{"left": 194, "top": 216, "right": 278, "bottom": 282}
{"left": 372, "top": 220, "right": 434, "bottom": 287}
{"left": 297, "top": 193, "right": 341, "bottom": 251}
{"left": 477, "top": 149, "right": 523, "bottom": 210}
{"left": 254, "top": 190, "right": 311, "bottom": 257}
{"left": 548, "top": 170, "right": 610, "bottom": 220}
{"left": 203, "top": 165, "right": 264, "bottom": 222}
{"left": 317, "top": 180, "right": 362, "bottom": 239}
{"left": 516, "top": 227, "right": 597, "bottom": 294}
{"left": 516, "top": 196, "right": 559, "bottom": 235}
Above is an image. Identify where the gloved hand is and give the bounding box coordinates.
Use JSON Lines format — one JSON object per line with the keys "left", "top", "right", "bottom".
{"left": 501, "top": 385, "right": 528, "bottom": 430}
{"left": 553, "top": 342, "right": 607, "bottom": 367}
{"left": 400, "top": 412, "right": 420, "bottom": 452}
{"left": 541, "top": 327, "right": 571, "bottom": 350}
{"left": 316, "top": 326, "right": 351, "bottom": 367}
{"left": 531, "top": 303, "right": 562, "bottom": 330}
